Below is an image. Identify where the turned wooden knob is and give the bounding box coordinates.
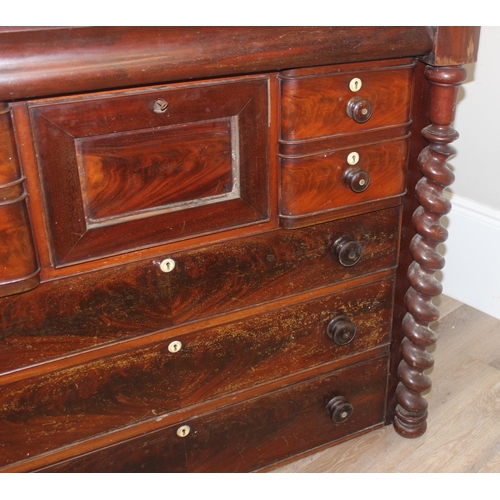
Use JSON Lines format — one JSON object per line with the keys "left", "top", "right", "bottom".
{"left": 346, "top": 96, "right": 373, "bottom": 123}
{"left": 332, "top": 235, "right": 363, "bottom": 267}
{"left": 326, "top": 396, "right": 354, "bottom": 424}
{"left": 343, "top": 167, "right": 370, "bottom": 193}
{"left": 327, "top": 315, "right": 357, "bottom": 345}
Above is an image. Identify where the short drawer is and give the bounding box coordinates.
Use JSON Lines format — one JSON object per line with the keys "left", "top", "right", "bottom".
{"left": 280, "top": 60, "right": 414, "bottom": 142}
{"left": 28, "top": 76, "right": 271, "bottom": 266}
{"left": 281, "top": 138, "right": 408, "bottom": 216}
{"left": 0, "top": 279, "right": 393, "bottom": 467}
{"left": 36, "top": 357, "right": 388, "bottom": 472}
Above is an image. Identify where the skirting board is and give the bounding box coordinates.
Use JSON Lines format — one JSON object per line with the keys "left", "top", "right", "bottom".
{"left": 439, "top": 192, "right": 500, "bottom": 320}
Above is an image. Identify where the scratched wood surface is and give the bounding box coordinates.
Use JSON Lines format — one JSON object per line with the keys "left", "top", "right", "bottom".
{"left": 272, "top": 295, "right": 500, "bottom": 472}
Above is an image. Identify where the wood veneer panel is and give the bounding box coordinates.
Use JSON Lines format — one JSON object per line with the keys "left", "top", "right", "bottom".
{"left": 0, "top": 207, "right": 400, "bottom": 373}
{"left": 0, "top": 278, "right": 393, "bottom": 466}
{"left": 29, "top": 77, "right": 271, "bottom": 265}
{"left": 0, "top": 106, "right": 40, "bottom": 297}
{"left": 37, "top": 357, "right": 387, "bottom": 473}
{"left": 0, "top": 27, "right": 434, "bottom": 101}
{"left": 280, "top": 60, "right": 414, "bottom": 142}
{"left": 281, "top": 137, "right": 408, "bottom": 217}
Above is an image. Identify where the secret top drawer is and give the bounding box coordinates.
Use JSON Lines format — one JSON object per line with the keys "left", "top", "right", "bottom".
{"left": 280, "top": 59, "right": 415, "bottom": 143}
{"left": 28, "top": 76, "right": 272, "bottom": 267}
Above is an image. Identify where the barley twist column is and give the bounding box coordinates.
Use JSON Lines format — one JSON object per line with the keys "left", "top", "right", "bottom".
{"left": 394, "top": 65, "right": 468, "bottom": 438}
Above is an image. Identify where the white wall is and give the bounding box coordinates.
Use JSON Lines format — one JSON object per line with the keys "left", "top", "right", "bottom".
{"left": 439, "top": 26, "right": 500, "bottom": 319}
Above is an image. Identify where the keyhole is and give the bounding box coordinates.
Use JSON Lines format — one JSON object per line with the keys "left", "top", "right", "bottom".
{"left": 177, "top": 425, "right": 191, "bottom": 437}
{"left": 349, "top": 78, "right": 362, "bottom": 92}
{"left": 168, "top": 340, "right": 182, "bottom": 353}
{"left": 160, "top": 258, "right": 176, "bottom": 273}
{"left": 347, "top": 152, "right": 359, "bottom": 165}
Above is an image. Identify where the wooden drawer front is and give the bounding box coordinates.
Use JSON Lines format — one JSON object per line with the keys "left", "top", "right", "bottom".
{"left": 0, "top": 207, "right": 400, "bottom": 372}
{"left": 36, "top": 357, "right": 387, "bottom": 472}
{"left": 29, "top": 77, "right": 271, "bottom": 266}
{"left": 0, "top": 350, "right": 179, "bottom": 467}
{"left": 280, "top": 61, "right": 414, "bottom": 142}
{"left": 187, "top": 356, "right": 387, "bottom": 472}
{"left": 174, "top": 277, "right": 393, "bottom": 405}
{"left": 167, "top": 206, "right": 400, "bottom": 325}
{"left": 281, "top": 138, "right": 408, "bottom": 216}
{"left": 0, "top": 279, "right": 392, "bottom": 466}
{"left": 37, "top": 357, "right": 387, "bottom": 472}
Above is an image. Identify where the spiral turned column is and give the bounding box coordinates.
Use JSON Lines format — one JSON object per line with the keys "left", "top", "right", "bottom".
{"left": 394, "top": 65, "right": 468, "bottom": 438}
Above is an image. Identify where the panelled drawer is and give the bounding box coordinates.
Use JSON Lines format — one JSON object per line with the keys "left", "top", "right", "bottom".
{"left": 280, "top": 137, "right": 408, "bottom": 217}
{"left": 0, "top": 278, "right": 393, "bottom": 467}
{"left": 0, "top": 207, "right": 401, "bottom": 372}
{"left": 36, "top": 357, "right": 388, "bottom": 472}
{"left": 280, "top": 59, "right": 414, "bottom": 143}
{"left": 28, "top": 76, "right": 271, "bottom": 266}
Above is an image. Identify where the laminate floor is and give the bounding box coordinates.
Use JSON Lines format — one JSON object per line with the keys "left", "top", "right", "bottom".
{"left": 272, "top": 296, "right": 500, "bottom": 473}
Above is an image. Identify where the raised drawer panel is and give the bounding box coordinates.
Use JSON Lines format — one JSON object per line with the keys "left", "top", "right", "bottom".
{"left": 280, "top": 60, "right": 414, "bottom": 142}
{"left": 78, "top": 120, "right": 235, "bottom": 220}
{"left": 0, "top": 279, "right": 393, "bottom": 467}
{"left": 281, "top": 138, "right": 408, "bottom": 216}
{"left": 29, "top": 76, "right": 271, "bottom": 266}
{"left": 0, "top": 207, "right": 400, "bottom": 372}
{"left": 37, "top": 357, "right": 387, "bottom": 472}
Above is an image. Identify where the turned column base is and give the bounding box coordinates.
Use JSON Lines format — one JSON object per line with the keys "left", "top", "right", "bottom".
{"left": 394, "top": 404, "right": 428, "bottom": 438}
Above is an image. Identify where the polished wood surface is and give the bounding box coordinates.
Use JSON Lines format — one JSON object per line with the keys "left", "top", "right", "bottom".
{"left": 280, "top": 59, "right": 414, "bottom": 142}
{"left": 395, "top": 64, "right": 468, "bottom": 438}
{"left": 29, "top": 76, "right": 271, "bottom": 266}
{"left": 273, "top": 296, "right": 500, "bottom": 472}
{"left": 0, "top": 27, "right": 480, "bottom": 473}
{"left": 36, "top": 357, "right": 388, "bottom": 473}
{"left": 0, "top": 27, "right": 434, "bottom": 100}
{"left": 0, "top": 207, "right": 400, "bottom": 374}
{"left": 0, "top": 104, "right": 40, "bottom": 296}
{"left": 0, "top": 278, "right": 393, "bottom": 466}
{"left": 280, "top": 138, "right": 408, "bottom": 217}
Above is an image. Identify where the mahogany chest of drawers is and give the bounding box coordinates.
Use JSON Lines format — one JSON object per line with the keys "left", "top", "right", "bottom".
{"left": 0, "top": 27, "right": 480, "bottom": 472}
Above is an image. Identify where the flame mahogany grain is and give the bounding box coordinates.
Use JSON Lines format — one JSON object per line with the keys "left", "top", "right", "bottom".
{"left": 0, "top": 27, "right": 480, "bottom": 473}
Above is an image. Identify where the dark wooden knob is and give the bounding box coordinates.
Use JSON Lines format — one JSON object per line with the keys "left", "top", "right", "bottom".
{"left": 332, "top": 235, "right": 362, "bottom": 267}
{"left": 343, "top": 167, "right": 370, "bottom": 193}
{"left": 346, "top": 96, "right": 373, "bottom": 123}
{"left": 326, "top": 396, "right": 354, "bottom": 424}
{"left": 327, "top": 315, "right": 357, "bottom": 345}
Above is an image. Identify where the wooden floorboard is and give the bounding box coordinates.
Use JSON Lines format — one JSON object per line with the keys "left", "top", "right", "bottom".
{"left": 272, "top": 296, "right": 500, "bottom": 473}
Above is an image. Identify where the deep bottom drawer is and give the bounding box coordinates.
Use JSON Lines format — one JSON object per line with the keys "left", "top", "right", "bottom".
{"left": 37, "top": 356, "right": 387, "bottom": 473}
